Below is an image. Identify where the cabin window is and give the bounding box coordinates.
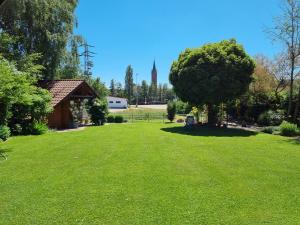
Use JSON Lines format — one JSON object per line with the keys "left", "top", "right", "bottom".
{"left": 109, "top": 101, "right": 114, "bottom": 103}
{"left": 116, "top": 101, "right": 121, "bottom": 104}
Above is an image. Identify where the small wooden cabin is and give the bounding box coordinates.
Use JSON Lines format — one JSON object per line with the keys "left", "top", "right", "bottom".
{"left": 40, "top": 80, "right": 97, "bottom": 129}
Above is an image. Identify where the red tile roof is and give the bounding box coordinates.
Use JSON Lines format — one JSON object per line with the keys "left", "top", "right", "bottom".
{"left": 39, "top": 80, "right": 85, "bottom": 107}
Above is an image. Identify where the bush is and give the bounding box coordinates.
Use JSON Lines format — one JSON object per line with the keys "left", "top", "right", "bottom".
{"left": 30, "top": 122, "right": 48, "bottom": 135}
{"left": 175, "top": 101, "right": 192, "bottom": 114}
{"left": 107, "top": 115, "right": 115, "bottom": 123}
{"left": 0, "top": 125, "right": 11, "bottom": 141}
{"left": 279, "top": 121, "right": 298, "bottom": 137}
{"left": 88, "top": 98, "right": 108, "bottom": 126}
{"left": 0, "top": 57, "right": 52, "bottom": 127}
{"left": 167, "top": 101, "right": 176, "bottom": 122}
{"left": 261, "top": 126, "right": 277, "bottom": 134}
{"left": 10, "top": 123, "right": 23, "bottom": 135}
{"left": 257, "top": 110, "right": 284, "bottom": 126}
{"left": 114, "top": 115, "right": 124, "bottom": 123}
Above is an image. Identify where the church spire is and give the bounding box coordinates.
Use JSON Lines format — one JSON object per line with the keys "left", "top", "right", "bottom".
{"left": 152, "top": 60, "right": 157, "bottom": 71}
{"left": 151, "top": 60, "right": 157, "bottom": 88}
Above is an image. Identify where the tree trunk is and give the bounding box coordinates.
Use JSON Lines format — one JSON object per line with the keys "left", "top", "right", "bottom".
{"left": 287, "top": 59, "right": 295, "bottom": 118}
{"left": 207, "top": 103, "right": 218, "bottom": 126}
{"left": 293, "top": 87, "right": 300, "bottom": 122}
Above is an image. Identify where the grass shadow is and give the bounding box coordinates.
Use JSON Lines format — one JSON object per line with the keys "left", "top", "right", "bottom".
{"left": 283, "top": 138, "right": 300, "bottom": 145}
{"left": 0, "top": 147, "right": 12, "bottom": 161}
{"left": 161, "top": 126, "right": 257, "bottom": 137}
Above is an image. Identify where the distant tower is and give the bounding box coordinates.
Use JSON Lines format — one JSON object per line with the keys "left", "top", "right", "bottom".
{"left": 151, "top": 60, "right": 157, "bottom": 88}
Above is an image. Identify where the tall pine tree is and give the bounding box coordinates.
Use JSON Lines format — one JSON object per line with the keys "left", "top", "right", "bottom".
{"left": 125, "top": 65, "right": 133, "bottom": 105}
{"left": 109, "top": 79, "right": 116, "bottom": 97}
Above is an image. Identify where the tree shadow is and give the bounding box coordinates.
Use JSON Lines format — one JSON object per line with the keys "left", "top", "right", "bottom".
{"left": 283, "top": 138, "right": 300, "bottom": 145}
{"left": 0, "top": 147, "right": 12, "bottom": 161}
{"left": 161, "top": 126, "right": 257, "bottom": 137}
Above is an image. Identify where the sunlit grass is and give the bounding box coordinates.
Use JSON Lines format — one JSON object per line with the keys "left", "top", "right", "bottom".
{"left": 0, "top": 123, "right": 299, "bottom": 224}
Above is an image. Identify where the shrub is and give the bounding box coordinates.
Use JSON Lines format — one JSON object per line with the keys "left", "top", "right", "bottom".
{"left": 279, "top": 121, "right": 298, "bottom": 137}
{"left": 88, "top": 98, "right": 108, "bottom": 126}
{"left": 30, "top": 122, "right": 48, "bottom": 135}
{"left": 107, "top": 115, "right": 115, "bottom": 123}
{"left": 0, "top": 125, "right": 11, "bottom": 141}
{"left": 175, "top": 101, "right": 192, "bottom": 114}
{"left": 257, "top": 110, "right": 284, "bottom": 126}
{"left": 114, "top": 115, "right": 124, "bottom": 123}
{"left": 191, "top": 107, "right": 200, "bottom": 123}
{"left": 10, "top": 123, "right": 23, "bottom": 135}
{"left": 167, "top": 101, "right": 176, "bottom": 122}
{"left": 261, "top": 126, "right": 276, "bottom": 134}
{"left": 0, "top": 57, "right": 52, "bottom": 127}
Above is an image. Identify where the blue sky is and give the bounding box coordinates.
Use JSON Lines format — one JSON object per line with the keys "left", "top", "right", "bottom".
{"left": 75, "top": 0, "right": 283, "bottom": 87}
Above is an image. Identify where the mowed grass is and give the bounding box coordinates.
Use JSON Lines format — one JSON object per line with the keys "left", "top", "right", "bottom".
{"left": 0, "top": 123, "right": 300, "bottom": 225}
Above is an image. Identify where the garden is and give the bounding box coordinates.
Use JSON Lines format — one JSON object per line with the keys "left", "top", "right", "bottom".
{"left": 1, "top": 0, "right": 300, "bottom": 224}
{"left": 1, "top": 123, "right": 299, "bottom": 224}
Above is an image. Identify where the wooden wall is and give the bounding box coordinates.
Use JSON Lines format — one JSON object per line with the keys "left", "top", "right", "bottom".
{"left": 48, "top": 100, "right": 72, "bottom": 130}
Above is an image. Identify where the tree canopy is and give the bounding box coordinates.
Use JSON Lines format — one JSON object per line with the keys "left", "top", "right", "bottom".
{"left": 169, "top": 39, "right": 255, "bottom": 124}
{"left": 0, "top": 0, "right": 78, "bottom": 80}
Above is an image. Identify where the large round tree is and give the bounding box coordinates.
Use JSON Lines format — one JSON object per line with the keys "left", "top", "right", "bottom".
{"left": 169, "top": 39, "right": 255, "bottom": 125}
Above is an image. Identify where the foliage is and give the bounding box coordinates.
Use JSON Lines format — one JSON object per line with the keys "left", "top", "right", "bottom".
{"left": 0, "top": 32, "right": 19, "bottom": 62}
{"left": 167, "top": 101, "right": 176, "bottom": 122}
{"left": 10, "top": 124, "right": 23, "bottom": 135}
{"left": 85, "top": 77, "right": 108, "bottom": 99}
{"left": 9, "top": 88, "right": 52, "bottom": 134}
{"left": 191, "top": 107, "right": 200, "bottom": 123}
{"left": 0, "top": 125, "right": 10, "bottom": 141}
{"left": 0, "top": 33, "right": 45, "bottom": 77}
{"left": 0, "top": 56, "right": 52, "bottom": 129}
{"left": 279, "top": 121, "right": 299, "bottom": 137}
{"left": 267, "top": 0, "right": 300, "bottom": 120}
{"left": 88, "top": 98, "right": 108, "bottom": 126}
{"left": 227, "top": 90, "right": 288, "bottom": 124}
{"left": 261, "top": 126, "right": 278, "bottom": 134}
{"left": 30, "top": 122, "right": 49, "bottom": 135}
{"left": 58, "top": 35, "right": 84, "bottom": 79}
{"left": 0, "top": 0, "right": 79, "bottom": 79}
{"left": 170, "top": 39, "right": 255, "bottom": 124}
{"left": 112, "top": 77, "right": 175, "bottom": 104}
{"left": 109, "top": 79, "right": 116, "bottom": 97}
{"left": 125, "top": 65, "right": 134, "bottom": 104}
{"left": 141, "top": 80, "right": 149, "bottom": 103}
{"left": 175, "top": 101, "right": 192, "bottom": 114}
{"left": 257, "top": 110, "right": 285, "bottom": 126}
{"left": 250, "top": 55, "right": 277, "bottom": 94}
{"left": 69, "top": 99, "right": 87, "bottom": 125}
{"left": 107, "top": 115, "right": 115, "bottom": 123}
{"left": 114, "top": 115, "right": 124, "bottom": 123}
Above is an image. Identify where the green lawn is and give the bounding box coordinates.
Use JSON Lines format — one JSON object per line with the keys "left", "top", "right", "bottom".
{"left": 111, "top": 108, "right": 167, "bottom": 122}
{"left": 0, "top": 123, "right": 299, "bottom": 225}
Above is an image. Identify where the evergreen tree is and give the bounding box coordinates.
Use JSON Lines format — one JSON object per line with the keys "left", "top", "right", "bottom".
{"left": 109, "top": 79, "right": 116, "bottom": 97}
{"left": 116, "top": 82, "right": 124, "bottom": 98}
{"left": 125, "top": 65, "right": 133, "bottom": 104}
{"left": 157, "top": 84, "right": 163, "bottom": 102}
{"left": 162, "top": 84, "right": 168, "bottom": 103}
{"left": 86, "top": 77, "right": 108, "bottom": 99}
{"left": 149, "top": 82, "right": 157, "bottom": 103}
{"left": 141, "top": 80, "right": 149, "bottom": 104}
